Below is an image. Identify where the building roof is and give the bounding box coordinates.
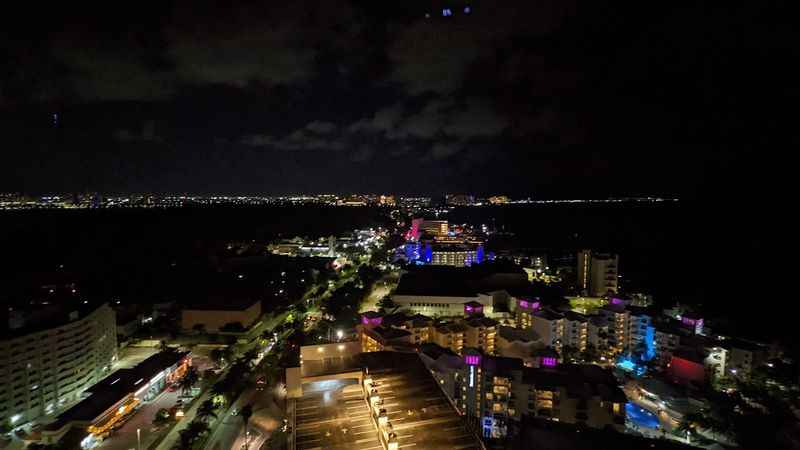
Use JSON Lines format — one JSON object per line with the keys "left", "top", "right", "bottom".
{"left": 365, "top": 326, "right": 412, "bottom": 344}
{"left": 465, "top": 316, "right": 498, "bottom": 328}
{"left": 534, "top": 309, "right": 564, "bottom": 321}
{"left": 561, "top": 310, "right": 588, "bottom": 323}
{"left": 419, "top": 342, "right": 459, "bottom": 361}
{"left": 394, "top": 263, "right": 529, "bottom": 297}
{"left": 498, "top": 325, "right": 540, "bottom": 343}
{"left": 481, "top": 355, "right": 524, "bottom": 376}
{"left": 52, "top": 351, "right": 190, "bottom": 427}
{"left": 523, "top": 364, "right": 626, "bottom": 403}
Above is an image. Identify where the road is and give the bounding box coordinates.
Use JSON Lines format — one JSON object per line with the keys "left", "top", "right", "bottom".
{"left": 358, "top": 272, "right": 399, "bottom": 313}
{"left": 98, "top": 389, "right": 181, "bottom": 450}
{"left": 204, "top": 386, "right": 283, "bottom": 450}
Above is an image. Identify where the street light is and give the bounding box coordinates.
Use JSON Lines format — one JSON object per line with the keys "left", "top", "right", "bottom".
{"left": 336, "top": 330, "right": 343, "bottom": 340}
{"left": 136, "top": 428, "right": 141, "bottom": 450}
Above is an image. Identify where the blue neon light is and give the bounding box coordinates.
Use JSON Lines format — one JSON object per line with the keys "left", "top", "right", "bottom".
{"left": 643, "top": 326, "right": 656, "bottom": 361}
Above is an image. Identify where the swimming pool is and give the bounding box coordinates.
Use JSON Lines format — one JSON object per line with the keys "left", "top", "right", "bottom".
{"left": 626, "top": 403, "right": 660, "bottom": 429}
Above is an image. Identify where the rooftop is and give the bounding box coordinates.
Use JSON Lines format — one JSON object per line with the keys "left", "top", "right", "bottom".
{"left": 523, "top": 364, "right": 626, "bottom": 403}
{"left": 498, "top": 325, "right": 540, "bottom": 343}
{"left": 394, "top": 262, "right": 529, "bottom": 297}
{"left": 51, "top": 350, "right": 190, "bottom": 427}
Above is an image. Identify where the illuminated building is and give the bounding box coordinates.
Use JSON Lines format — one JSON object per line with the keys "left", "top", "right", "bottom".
{"left": 378, "top": 195, "right": 396, "bottom": 206}
{"left": 0, "top": 303, "right": 117, "bottom": 428}
{"left": 434, "top": 322, "right": 468, "bottom": 354}
{"left": 488, "top": 196, "right": 509, "bottom": 205}
{"left": 419, "top": 219, "right": 449, "bottom": 236}
{"left": 654, "top": 326, "right": 681, "bottom": 363}
{"left": 576, "top": 250, "right": 619, "bottom": 297}
{"left": 668, "top": 349, "right": 707, "bottom": 385}
{"left": 358, "top": 312, "right": 496, "bottom": 356}
{"left": 726, "top": 339, "right": 767, "bottom": 378}
{"left": 359, "top": 326, "right": 413, "bottom": 353}
{"left": 445, "top": 194, "right": 476, "bottom": 206}
{"left": 598, "top": 304, "right": 629, "bottom": 355}
{"left": 392, "top": 264, "right": 529, "bottom": 318}
{"left": 496, "top": 327, "right": 543, "bottom": 365}
{"left": 451, "top": 350, "right": 627, "bottom": 439}
{"left": 530, "top": 309, "right": 565, "bottom": 351}
{"left": 627, "top": 307, "right": 656, "bottom": 359}
{"left": 41, "top": 351, "right": 191, "bottom": 445}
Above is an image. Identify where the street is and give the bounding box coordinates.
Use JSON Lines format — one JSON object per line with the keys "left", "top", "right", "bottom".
{"left": 97, "top": 389, "right": 181, "bottom": 450}
{"left": 204, "top": 386, "right": 283, "bottom": 450}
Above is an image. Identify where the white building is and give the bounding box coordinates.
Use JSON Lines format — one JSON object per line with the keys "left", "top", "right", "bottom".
{"left": 0, "top": 303, "right": 117, "bottom": 427}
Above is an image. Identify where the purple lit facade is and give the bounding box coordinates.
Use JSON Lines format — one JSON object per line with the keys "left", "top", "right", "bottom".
{"left": 610, "top": 298, "right": 624, "bottom": 305}
{"left": 681, "top": 317, "right": 704, "bottom": 334}
{"left": 465, "top": 355, "right": 481, "bottom": 366}
{"left": 361, "top": 315, "right": 383, "bottom": 326}
{"left": 464, "top": 304, "right": 483, "bottom": 315}
{"left": 540, "top": 356, "right": 557, "bottom": 367}
{"left": 518, "top": 299, "right": 541, "bottom": 310}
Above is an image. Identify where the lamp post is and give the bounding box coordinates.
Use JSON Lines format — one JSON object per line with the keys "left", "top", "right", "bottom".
{"left": 136, "top": 428, "right": 141, "bottom": 450}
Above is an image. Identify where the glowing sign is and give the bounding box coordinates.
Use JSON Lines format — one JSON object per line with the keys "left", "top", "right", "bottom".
{"left": 469, "top": 365, "right": 474, "bottom": 387}
{"left": 465, "top": 355, "right": 481, "bottom": 366}
{"left": 541, "top": 357, "right": 557, "bottom": 367}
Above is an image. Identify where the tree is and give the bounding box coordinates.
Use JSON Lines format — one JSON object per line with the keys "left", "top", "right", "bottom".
{"left": 153, "top": 408, "right": 172, "bottom": 426}
{"left": 240, "top": 404, "right": 254, "bottom": 450}
{"left": 560, "top": 345, "right": 579, "bottom": 363}
{"left": 376, "top": 295, "right": 395, "bottom": 311}
{"left": 174, "top": 420, "right": 209, "bottom": 450}
{"left": 196, "top": 400, "right": 218, "bottom": 424}
{"left": 179, "top": 366, "right": 199, "bottom": 396}
{"left": 580, "top": 344, "right": 599, "bottom": 363}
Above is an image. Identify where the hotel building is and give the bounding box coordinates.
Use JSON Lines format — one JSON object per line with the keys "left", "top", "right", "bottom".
{"left": 1, "top": 303, "right": 117, "bottom": 428}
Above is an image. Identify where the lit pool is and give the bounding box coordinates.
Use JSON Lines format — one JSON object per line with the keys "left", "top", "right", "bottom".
{"left": 626, "top": 403, "right": 660, "bottom": 429}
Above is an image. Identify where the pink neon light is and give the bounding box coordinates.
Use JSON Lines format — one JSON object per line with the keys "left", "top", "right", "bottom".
{"left": 541, "top": 357, "right": 557, "bottom": 367}
{"left": 465, "top": 355, "right": 481, "bottom": 366}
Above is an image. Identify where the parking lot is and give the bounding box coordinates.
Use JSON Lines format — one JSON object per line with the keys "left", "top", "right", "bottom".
{"left": 294, "top": 380, "right": 382, "bottom": 450}
{"left": 368, "top": 371, "right": 481, "bottom": 450}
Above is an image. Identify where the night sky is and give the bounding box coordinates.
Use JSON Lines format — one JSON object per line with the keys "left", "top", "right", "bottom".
{"left": 1, "top": 1, "right": 794, "bottom": 197}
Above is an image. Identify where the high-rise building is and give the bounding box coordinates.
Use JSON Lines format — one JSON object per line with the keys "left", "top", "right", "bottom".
{"left": 0, "top": 303, "right": 117, "bottom": 427}
{"left": 577, "top": 250, "right": 619, "bottom": 297}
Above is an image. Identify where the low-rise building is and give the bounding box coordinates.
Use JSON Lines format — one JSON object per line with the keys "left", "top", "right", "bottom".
{"left": 42, "top": 351, "right": 191, "bottom": 446}
{"left": 496, "top": 326, "right": 543, "bottom": 366}
{"left": 181, "top": 299, "right": 262, "bottom": 332}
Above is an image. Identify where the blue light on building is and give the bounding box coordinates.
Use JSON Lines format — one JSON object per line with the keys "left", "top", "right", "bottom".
{"left": 616, "top": 354, "right": 647, "bottom": 377}
{"left": 476, "top": 245, "right": 484, "bottom": 264}
{"left": 643, "top": 325, "right": 656, "bottom": 361}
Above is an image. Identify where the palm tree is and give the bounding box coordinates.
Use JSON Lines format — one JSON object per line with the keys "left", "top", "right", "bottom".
{"left": 178, "top": 366, "right": 199, "bottom": 396}
{"left": 174, "top": 420, "right": 208, "bottom": 450}
{"left": 240, "top": 404, "right": 254, "bottom": 450}
{"left": 196, "top": 400, "right": 218, "bottom": 424}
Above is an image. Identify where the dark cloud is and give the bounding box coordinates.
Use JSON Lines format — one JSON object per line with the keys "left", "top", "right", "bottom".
{"left": 304, "top": 121, "right": 337, "bottom": 134}
{"left": 1, "top": 1, "right": 782, "bottom": 198}
{"left": 430, "top": 142, "right": 464, "bottom": 160}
